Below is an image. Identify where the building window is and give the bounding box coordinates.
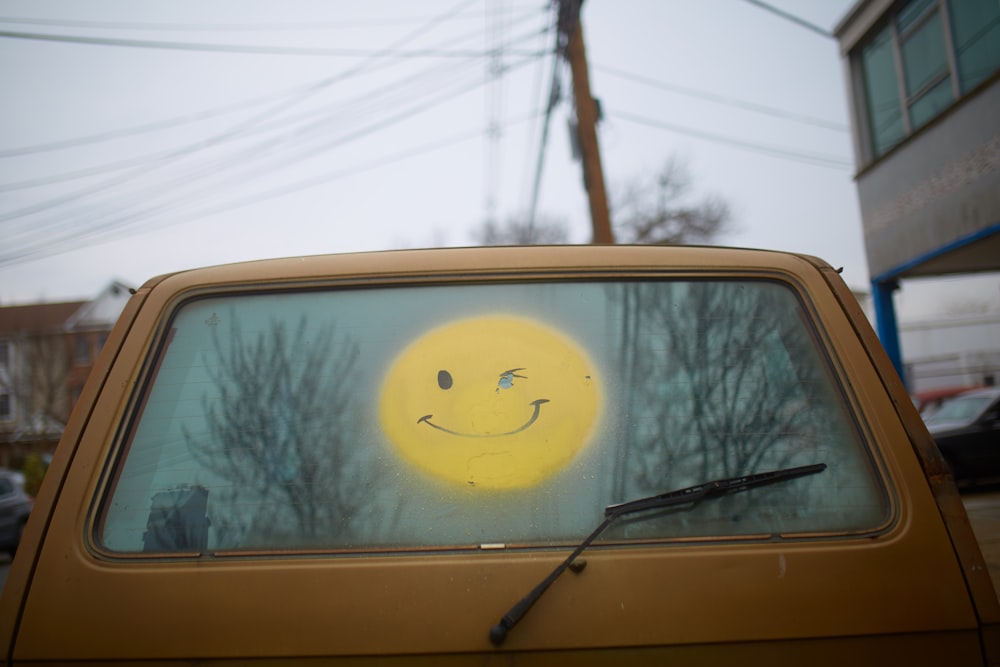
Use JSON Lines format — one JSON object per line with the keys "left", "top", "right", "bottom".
{"left": 899, "top": 3, "right": 954, "bottom": 130}
{"left": 951, "top": 0, "right": 1000, "bottom": 90}
{"left": 861, "top": 27, "right": 905, "bottom": 157}
{"left": 0, "top": 341, "right": 11, "bottom": 421}
{"left": 857, "top": 0, "right": 1000, "bottom": 160}
{"left": 0, "top": 392, "right": 12, "bottom": 421}
{"left": 74, "top": 336, "right": 90, "bottom": 364}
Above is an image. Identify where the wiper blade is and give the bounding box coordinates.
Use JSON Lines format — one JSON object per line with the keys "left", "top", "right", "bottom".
{"left": 488, "top": 462, "right": 827, "bottom": 646}
{"left": 604, "top": 462, "right": 828, "bottom": 517}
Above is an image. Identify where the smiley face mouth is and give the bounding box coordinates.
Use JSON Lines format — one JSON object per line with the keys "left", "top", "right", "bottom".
{"left": 416, "top": 399, "right": 550, "bottom": 438}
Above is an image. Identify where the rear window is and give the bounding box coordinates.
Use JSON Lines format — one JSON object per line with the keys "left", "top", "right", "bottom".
{"left": 98, "top": 279, "right": 887, "bottom": 555}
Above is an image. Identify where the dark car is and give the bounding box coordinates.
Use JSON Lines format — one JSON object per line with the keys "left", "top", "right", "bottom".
{"left": 926, "top": 387, "right": 1000, "bottom": 484}
{"left": 0, "top": 469, "right": 32, "bottom": 556}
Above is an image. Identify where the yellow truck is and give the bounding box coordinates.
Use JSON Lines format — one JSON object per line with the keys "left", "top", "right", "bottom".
{"left": 2, "top": 245, "right": 997, "bottom": 664}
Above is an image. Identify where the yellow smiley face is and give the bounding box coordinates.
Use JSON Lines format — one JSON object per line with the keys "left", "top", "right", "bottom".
{"left": 379, "top": 316, "right": 601, "bottom": 489}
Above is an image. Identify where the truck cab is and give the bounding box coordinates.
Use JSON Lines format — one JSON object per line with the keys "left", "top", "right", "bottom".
{"left": 2, "top": 245, "right": 997, "bottom": 664}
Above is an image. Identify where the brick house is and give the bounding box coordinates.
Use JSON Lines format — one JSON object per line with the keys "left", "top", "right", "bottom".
{"left": 0, "top": 281, "right": 132, "bottom": 468}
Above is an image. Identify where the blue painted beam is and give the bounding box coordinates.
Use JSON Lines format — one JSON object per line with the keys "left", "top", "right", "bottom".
{"left": 872, "top": 278, "right": 905, "bottom": 386}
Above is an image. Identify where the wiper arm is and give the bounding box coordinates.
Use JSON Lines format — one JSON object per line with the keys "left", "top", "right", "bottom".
{"left": 488, "top": 462, "right": 827, "bottom": 646}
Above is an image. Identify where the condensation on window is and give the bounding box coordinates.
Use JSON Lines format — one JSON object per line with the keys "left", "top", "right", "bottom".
{"left": 98, "top": 280, "right": 887, "bottom": 555}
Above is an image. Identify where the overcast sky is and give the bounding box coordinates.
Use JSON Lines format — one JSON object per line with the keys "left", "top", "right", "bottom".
{"left": 1, "top": 0, "right": 996, "bottom": 318}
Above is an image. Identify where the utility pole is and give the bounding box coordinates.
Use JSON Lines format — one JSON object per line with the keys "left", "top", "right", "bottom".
{"left": 559, "top": 0, "right": 614, "bottom": 244}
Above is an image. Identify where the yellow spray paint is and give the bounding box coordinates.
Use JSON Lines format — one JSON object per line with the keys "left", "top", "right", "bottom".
{"left": 379, "top": 316, "right": 601, "bottom": 489}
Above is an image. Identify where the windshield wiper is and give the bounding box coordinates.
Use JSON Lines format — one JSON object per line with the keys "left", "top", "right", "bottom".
{"left": 488, "top": 462, "right": 827, "bottom": 646}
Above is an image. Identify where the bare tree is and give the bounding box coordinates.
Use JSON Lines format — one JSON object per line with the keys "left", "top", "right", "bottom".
{"left": 184, "top": 314, "right": 368, "bottom": 548}
{"left": 2, "top": 333, "right": 71, "bottom": 441}
{"left": 470, "top": 158, "right": 729, "bottom": 247}
{"left": 612, "top": 158, "right": 731, "bottom": 245}
{"left": 21, "top": 333, "right": 71, "bottom": 426}
{"left": 471, "top": 214, "right": 571, "bottom": 245}
{"left": 610, "top": 281, "right": 829, "bottom": 526}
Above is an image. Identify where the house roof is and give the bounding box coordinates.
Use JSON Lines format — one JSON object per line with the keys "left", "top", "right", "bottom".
{"left": 0, "top": 280, "right": 134, "bottom": 337}
{"left": 64, "top": 280, "right": 132, "bottom": 331}
{"left": 0, "top": 301, "right": 86, "bottom": 337}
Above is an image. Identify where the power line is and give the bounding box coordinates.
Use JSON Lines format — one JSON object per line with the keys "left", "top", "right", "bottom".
{"left": 0, "top": 58, "right": 481, "bottom": 192}
{"left": 0, "top": 127, "right": 482, "bottom": 265}
{"left": 128, "top": 58, "right": 538, "bottom": 229}
{"left": 484, "top": 0, "right": 507, "bottom": 223}
{"left": 1, "top": 50, "right": 546, "bottom": 263}
{"left": 594, "top": 63, "right": 847, "bottom": 132}
{"left": 0, "top": 4, "right": 550, "bottom": 159}
{"left": 0, "top": 6, "right": 543, "bottom": 32}
{"left": 738, "top": 0, "right": 833, "bottom": 38}
{"left": 1, "top": 56, "right": 484, "bottom": 197}
{"left": 0, "top": 29, "right": 548, "bottom": 58}
{"left": 0, "top": 18, "right": 552, "bottom": 193}
{"left": 611, "top": 109, "right": 851, "bottom": 169}
{"left": 0, "top": 110, "right": 545, "bottom": 268}
{"left": 0, "top": 84, "right": 319, "bottom": 159}
{"left": 518, "top": 4, "right": 558, "bottom": 216}
{"left": 527, "top": 32, "right": 562, "bottom": 228}
{"left": 0, "top": 0, "right": 488, "bottom": 222}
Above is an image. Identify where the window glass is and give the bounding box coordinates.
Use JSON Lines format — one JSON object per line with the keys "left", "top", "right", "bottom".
{"left": 925, "top": 395, "right": 992, "bottom": 424}
{"left": 861, "top": 27, "right": 906, "bottom": 157}
{"left": 897, "top": 0, "right": 935, "bottom": 33}
{"left": 0, "top": 341, "right": 10, "bottom": 421}
{"left": 950, "top": 0, "right": 1000, "bottom": 91}
{"left": 908, "top": 76, "right": 954, "bottom": 129}
{"left": 900, "top": 10, "right": 952, "bottom": 100}
{"left": 99, "top": 280, "right": 887, "bottom": 555}
{"left": 74, "top": 336, "right": 90, "bottom": 364}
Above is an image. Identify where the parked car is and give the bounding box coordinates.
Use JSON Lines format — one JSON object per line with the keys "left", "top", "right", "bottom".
{"left": 926, "top": 386, "right": 1000, "bottom": 484}
{"left": 0, "top": 469, "right": 33, "bottom": 556}
{"left": 913, "top": 385, "right": 985, "bottom": 418}
{"left": 1, "top": 246, "right": 997, "bottom": 664}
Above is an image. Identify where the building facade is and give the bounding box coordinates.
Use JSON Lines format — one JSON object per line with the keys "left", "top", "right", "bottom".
{"left": 0, "top": 281, "right": 132, "bottom": 468}
{"left": 834, "top": 0, "right": 1000, "bottom": 381}
{"left": 901, "top": 313, "right": 1000, "bottom": 392}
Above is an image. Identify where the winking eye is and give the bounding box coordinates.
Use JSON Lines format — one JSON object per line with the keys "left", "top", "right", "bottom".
{"left": 497, "top": 368, "right": 527, "bottom": 392}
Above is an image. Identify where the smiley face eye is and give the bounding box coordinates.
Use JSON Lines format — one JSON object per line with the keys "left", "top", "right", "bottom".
{"left": 497, "top": 367, "right": 527, "bottom": 390}
{"left": 437, "top": 370, "right": 453, "bottom": 390}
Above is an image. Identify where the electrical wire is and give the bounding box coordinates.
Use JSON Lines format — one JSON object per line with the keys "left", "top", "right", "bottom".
{"left": 2, "top": 30, "right": 552, "bottom": 246}
{"left": 1, "top": 49, "right": 547, "bottom": 266}
{"left": 610, "top": 109, "right": 852, "bottom": 169}
{"left": 0, "top": 0, "right": 851, "bottom": 269}
{"left": 0, "top": 0, "right": 488, "bottom": 223}
{"left": 483, "top": 0, "right": 508, "bottom": 223}
{"left": 519, "top": 3, "right": 559, "bottom": 217}
{"left": 0, "top": 6, "right": 543, "bottom": 32}
{"left": 594, "top": 63, "right": 847, "bottom": 132}
{"left": 0, "top": 16, "right": 552, "bottom": 192}
{"left": 0, "top": 110, "right": 545, "bottom": 268}
{"left": 0, "top": 3, "right": 549, "bottom": 162}
{"left": 3, "top": 55, "right": 485, "bottom": 236}
{"left": 0, "top": 29, "right": 548, "bottom": 58}
{"left": 63, "top": 58, "right": 519, "bottom": 240}
{"left": 737, "top": 0, "right": 834, "bottom": 38}
{"left": 526, "top": 33, "right": 563, "bottom": 228}
{"left": 0, "top": 97, "right": 269, "bottom": 159}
